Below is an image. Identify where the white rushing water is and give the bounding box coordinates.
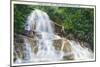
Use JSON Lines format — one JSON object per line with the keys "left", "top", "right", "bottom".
{"left": 15, "top": 9, "right": 93, "bottom": 64}
{"left": 24, "top": 9, "right": 62, "bottom": 62}
{"left": 68, "top": 40, "right": 93, "bottom": 60}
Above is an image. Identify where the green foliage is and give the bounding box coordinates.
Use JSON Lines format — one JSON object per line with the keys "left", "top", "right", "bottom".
{"left": 14, "top": 4, "right": 94, "bottom": 49}
{"left": 14, "top": 4, "right": 32, "bottom": 33}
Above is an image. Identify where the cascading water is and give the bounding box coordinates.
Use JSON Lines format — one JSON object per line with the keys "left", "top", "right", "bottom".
{"left": 15, "top": 9, "right": 93, "bottom": 64}
{"left": 68, "top": 40, "right": 93, "bottom": 60}
{"left": 23, "top": 38, "right": 34, "bottom": 62}
{"left": 24, "top": 9, "right": 63, "bottom": 62}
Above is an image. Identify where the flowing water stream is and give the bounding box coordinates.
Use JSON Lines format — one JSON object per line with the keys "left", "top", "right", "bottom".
{"left": 14, "top": 9, "right": 93, "bottom": 64}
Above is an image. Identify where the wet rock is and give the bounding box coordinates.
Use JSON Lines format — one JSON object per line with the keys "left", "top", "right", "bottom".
{"left": 66, "top": 33, "right": 75, "bottom": 40}
{"left": 14, "top": 33, "right": 93, "bottom": 61}
{"left": 14, "top": 33, "right": 75, "bottom": 61}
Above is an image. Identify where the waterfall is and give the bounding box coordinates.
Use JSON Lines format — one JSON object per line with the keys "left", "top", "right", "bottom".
{"left": 24, "top": 9, "right": 62, "bottom": 62}
{"left": 23, "top": 38, "right": 34, "bottom": 62}
{"left": 14, "top": 9, "right": 93, "bottom": 64}
{"left": 68, "top": 40, "right": 93, "bottom": 60}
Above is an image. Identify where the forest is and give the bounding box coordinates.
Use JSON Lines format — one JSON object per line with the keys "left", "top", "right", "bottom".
{"left": 14, "top": 4, "right": 94, "bottom": 50}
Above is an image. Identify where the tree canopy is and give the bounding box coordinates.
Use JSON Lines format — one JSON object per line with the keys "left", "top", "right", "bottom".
{"left": 14, "top": 4, "right": 94, "bottom": 50}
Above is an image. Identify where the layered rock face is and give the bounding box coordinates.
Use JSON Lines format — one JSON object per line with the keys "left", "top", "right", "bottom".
{"left": 14, "top": 33, "right": 74, "bottom": 62}
{"left": 14, "top": 9, "right": 93, "bottom": 63}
